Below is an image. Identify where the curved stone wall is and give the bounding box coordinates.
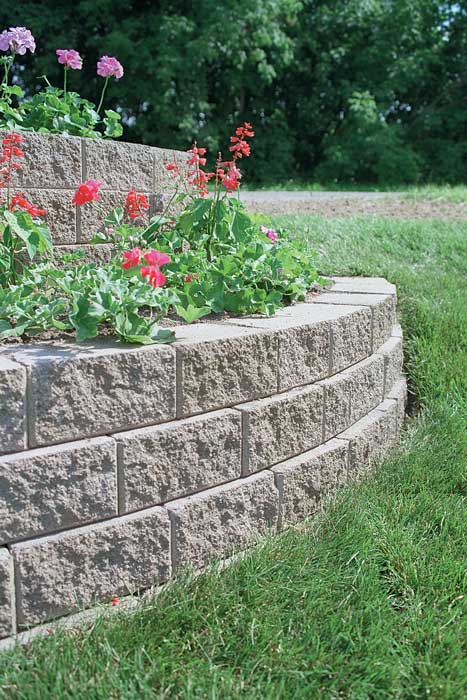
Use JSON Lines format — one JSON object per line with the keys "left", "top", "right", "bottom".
{"left": 0, "top": 277, "right": 406, "bottom": 643}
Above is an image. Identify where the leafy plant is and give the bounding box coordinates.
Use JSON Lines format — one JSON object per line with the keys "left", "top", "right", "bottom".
{"left": 0, "top": 26, "right": 123, "bottom": 138}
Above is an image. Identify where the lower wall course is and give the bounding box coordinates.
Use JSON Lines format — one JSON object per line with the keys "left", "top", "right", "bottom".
{"left": 167, "top": 471, "right": 279, "bottom": 570}
{"left": 320, "top": 354, "right": 384, "bottom": 440}
{"left": 11, "top": 507, "right": 171, "bottom": 627}
{"left": 0, "top": 356, "right": 27, "bottom": 456}
{"left": 0, "top": 549, "right": 15, "bottom": 639}
{"left": 339, "top": 399, "right": 399, "bottom": 476}
{"left": 115, "top": 409, "right": 242, "bottom": 511}
{"left": 272, "top": 439, "right": 349, "bottom": 527}
{"left": 239, "top": 384, "right": 324, "bottom": 474}
{"left": 387, "top": 378, "right": 408, "bottom": 432}
{"left": 378, "top": 331, "right": 404, "bottom": 395}
{"left": 0, "top": 437, "right": 117, "bottom": 545}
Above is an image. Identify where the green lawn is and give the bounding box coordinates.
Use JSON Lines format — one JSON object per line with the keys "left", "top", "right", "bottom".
{"left": 1, "top": 215, "right": 466, "bottom": 700}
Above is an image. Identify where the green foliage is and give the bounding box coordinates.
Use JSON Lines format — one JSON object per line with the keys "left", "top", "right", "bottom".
{"left": 0, "top": 260, "right": 177, "bottom": 344}
{"left": 0, "top": 86, "right": 123, "bottom": 138}
{"left": 0, "top": 208, "right": 53, "bottom": 286}
{"left": 0, "top": 195, "right": 321, "bottom": 344}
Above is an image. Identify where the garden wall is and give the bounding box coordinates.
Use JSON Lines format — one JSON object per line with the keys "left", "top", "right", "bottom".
{"left": 0, "top": 277, "right": 407, "bottom": 644}
{"left": 0, "top": 131, "right": 187, "bottom": 260}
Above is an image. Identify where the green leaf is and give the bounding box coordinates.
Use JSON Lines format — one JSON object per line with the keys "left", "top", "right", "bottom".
{"left": 175, "top": 303, "right": 211, "bottom": 323}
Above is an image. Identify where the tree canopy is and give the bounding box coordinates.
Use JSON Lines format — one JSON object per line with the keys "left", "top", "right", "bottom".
{"left": 2, "top": 0, "right": 467, "bottom": 183}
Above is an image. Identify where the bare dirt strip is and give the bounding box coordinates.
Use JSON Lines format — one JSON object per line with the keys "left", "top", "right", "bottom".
{"left": 240, "top": 192, "right": 467, "bottom": 220}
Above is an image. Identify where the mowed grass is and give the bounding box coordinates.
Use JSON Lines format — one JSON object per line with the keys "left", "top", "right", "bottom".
{"left": 1, "top": 216, "right": 466, "bottom": 700}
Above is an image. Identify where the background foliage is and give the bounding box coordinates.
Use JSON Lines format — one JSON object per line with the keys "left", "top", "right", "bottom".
{"left": 3, "top": 0, "right": 467, "bottom": 184}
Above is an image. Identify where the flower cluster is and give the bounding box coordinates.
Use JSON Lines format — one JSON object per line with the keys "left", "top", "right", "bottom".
{"left": 121, "top": 247, "right": 170, "bottom": 288}
{"left": 186, "top": 146, "right": 214, "bottom": 197}
{"left": 97, "top": 55, "right": 124, "bottom": 80}
{"left": 0, "top": 132, "right": 23, "bottom": 188}
{"left": 0, "top": 26, "right": 35, "bottom": 55}
{"left": 72, "top": 179, "right": 103, "bottom": 206}
{"left": 216, "top": 122, "right": 255, "bottom": 192}
{"left": 56, "top": 49, "right": 82, "bottom": 70}
{"left": 10, "top": 193, "right": 46, "bottom": 217}
{"left": 126, "top": 189, "right": 149, "bottom": 219}
{"left": 259, "top": 225, "right": 278, "bottom": 243}
{"left": 229, "top": 122, "right": 254, "bottom": 159}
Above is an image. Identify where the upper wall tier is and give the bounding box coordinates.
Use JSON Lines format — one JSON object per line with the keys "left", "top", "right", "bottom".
{"left": 0, "top": 131, "right": 188, "bottom": 257}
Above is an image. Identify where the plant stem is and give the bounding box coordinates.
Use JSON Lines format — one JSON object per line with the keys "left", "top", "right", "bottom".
{"left": 96, "top": 77, "right": 109, "bottom": 114}
{"left": 63, "top": 67, "right": 67, "bottom": 101}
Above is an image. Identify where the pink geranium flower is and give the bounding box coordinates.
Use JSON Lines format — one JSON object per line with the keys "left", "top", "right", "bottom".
{"left": 260, "top": 225, "right": 278, "bottom": 243}
{"left": 141, "top": 266, "right": 166, "bottom": 288}
{"left": 121, "top": 247, "right": 142, "bottom": 270}
{"left": 72, "top": 179, "right": 103, "bottom": 206}
{"left": 143, "top": 250, "right": 171, "bottom": 267}
{"left": 0, "top": 26, "right": 35, "bottom": 55}
{"left": 97, "top": 55, "right": 124, "bottom": 79}
{"left": 56, "top": 49, "right": 83, "bottom": 70}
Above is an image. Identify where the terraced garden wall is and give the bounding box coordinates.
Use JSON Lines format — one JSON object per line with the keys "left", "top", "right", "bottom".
{"left": 0, "top": 131, "right": 187, "bottom": 261}
{"left": 0, "top": 277, "right": 406, "bottom": 644}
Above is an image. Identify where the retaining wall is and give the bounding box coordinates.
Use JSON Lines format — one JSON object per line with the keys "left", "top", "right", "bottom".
{"left": 0, "top": 277, "right": 407, "bottom": 643}
{"left": 0, "top": 131, "right": 187, "bottom": 260}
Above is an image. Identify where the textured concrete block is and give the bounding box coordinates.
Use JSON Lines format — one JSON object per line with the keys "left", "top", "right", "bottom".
{"left": 331, "top": 306, "right": 372, "bottom": 373}
{"left": 6, "top": 342, "right": 176, "bottom": 447}
{"left": 53, "top": 243, "right": 114, "bottom": 265}
{"left": 0, "top": 549, "right": 15, "bottom": 639}
{"left": 84, "top": 139, "right": 154, "bottom": 191}
{"left": 0, "top": 437, "right": 117, "bottom": 544}
{"left": 0, "top": 356, "right": 27, "bottom": 455}
{"left": 320, "top": 354, "right": 384, "bottom": 439}
{"left": 273, "top": 439, "right": 348, "bottom": 526}
{"left": 229, "top": 303, "right": 360, "bottom": 390}
{"left": 4, "top": 131, "right": 82, "bottom": 189}
{"left": 378, "top": 331, "right": 404, "bottom": 395}
{"left": 387, "top": 378, "right": 408, "bottom": 434}
{"left": 175, "top": 324, "right": 278, "bottom": 416}
{"left": 167, "top": 471, "right": 279, "bottom": 570}
{"left": 12, "top": 507, "right": 171, "bottom": 626}
{"left": 78, "top": 190, "right": 128, "bottom": 242}
{"left": 116, "top": 409, "right": 242, "bottom": 510}
{"left": 330, "top": 276, "right": 396, "bottom": 297}
{"left": 0, "top": 188, "right": 77, "bottom": 245}
{"left": 314, "top": 292, "right": 396, "bottom": 351}
{"left": 339, "top": 400, "right": 398, "bottom": 476}
{"left": 239, "top": 384, "right": 324, "bottom": 474}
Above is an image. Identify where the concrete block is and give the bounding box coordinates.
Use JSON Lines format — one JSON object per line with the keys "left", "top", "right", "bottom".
{"left": 115, "top": 409, "right": 242, "bottom": 510}
{"left": 0, "top": 437, "right": 117, "bottom": 544}
{"left": 167, "top": 471, "right": 279, "bottom": 570}
{"left": 12, "top": 507, "right": 171, "bottom": 627}
{"left": 239, "top": 384, "right": 324, "bottom": 474}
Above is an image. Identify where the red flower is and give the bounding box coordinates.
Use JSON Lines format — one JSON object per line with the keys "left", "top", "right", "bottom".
{"left": 10, "top": 193, "right": 46, "bottom": 217}
{"left": 143, "top": 249, "right": 171, "bottom": 267}
{"left": 110, "top": 595, "right": 120, "bottom": 606}
{"left": 72, "top": 179, "right": 103, "bottom": 206}
{"left": 141, "top": 265, "right": 166, "bottom": 288}
{"left": 126, "top": 188, "right": 149, "bottom": 219}
{"left": 185, "top": 273, "right": 198, "bottom": 283}
{"left": 121, "top": 247, "right": 142, "bottom": 269}
{"left": 0, "top": 132, "right": 24, "bottom": 188}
